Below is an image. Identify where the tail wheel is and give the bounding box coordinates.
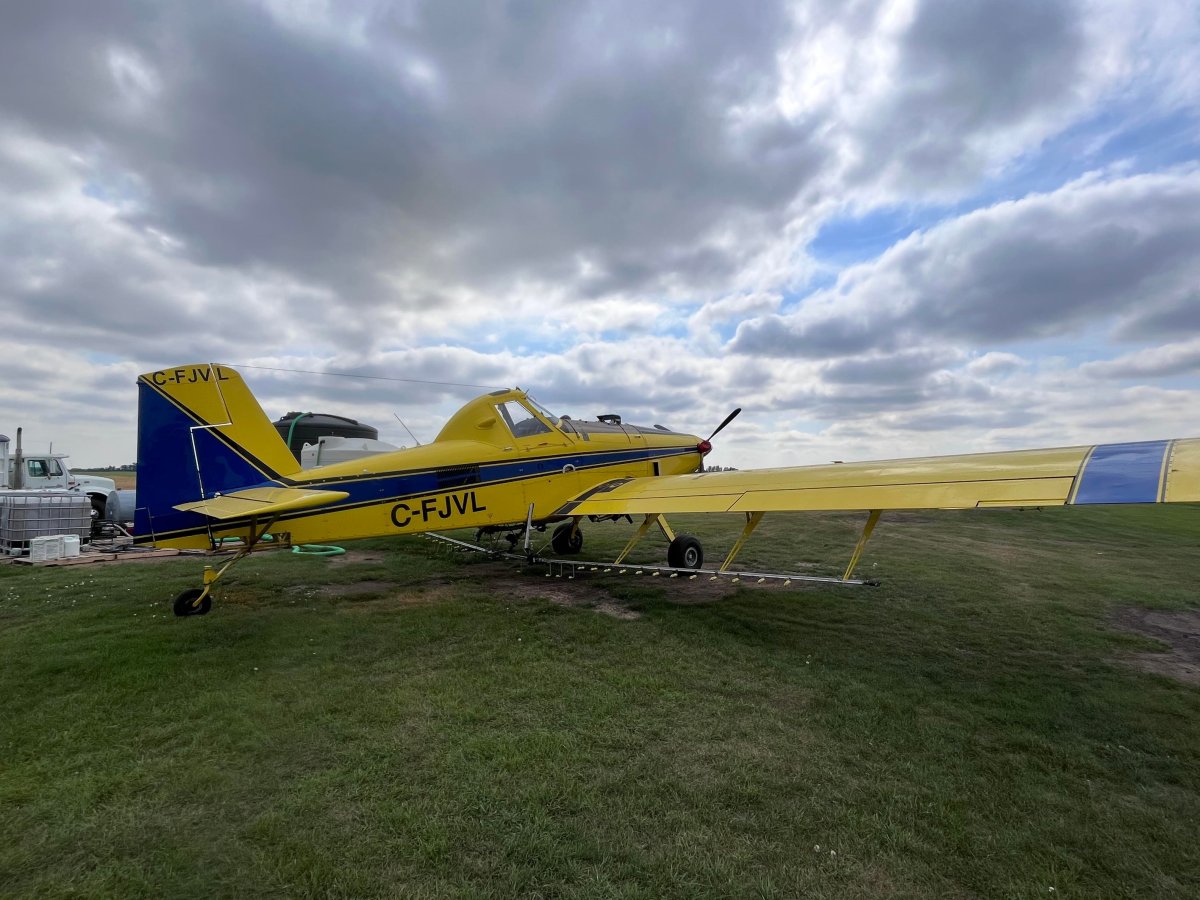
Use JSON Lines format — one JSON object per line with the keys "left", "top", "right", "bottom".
{"left": 667, "top": 534, "right": 704, "bottom": 569}
{"left": 551, "top": 522, "right": 583, "bottom": 555}
{"left": 173, "top": 588, "right": 212, "bottom": 617}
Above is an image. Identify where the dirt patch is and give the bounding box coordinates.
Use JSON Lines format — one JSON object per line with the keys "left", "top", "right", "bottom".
{"left": 313, "top": 580, "right": 395, "bottom": 597}
{"left": 326, "top": 551, "right": 386, "bottom": 567}
{"left": 297, "top": 579, "right": 443, "bottom": 612}
{"left": 484, "top": 568, "right": 757, "bottom": 617}
{"left": 285, "top": 559, "right": 770, "bottom": 620}
{"left": 495, "top": 577, "right": 643, "bottom": 620}
{"left": 1110, "top": 607, "right": 1200, "bottom": 685}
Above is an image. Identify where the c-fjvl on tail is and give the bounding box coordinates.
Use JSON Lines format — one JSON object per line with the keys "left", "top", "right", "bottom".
{"left": 136, "top": 363, "right": 1200, "bottom": 616}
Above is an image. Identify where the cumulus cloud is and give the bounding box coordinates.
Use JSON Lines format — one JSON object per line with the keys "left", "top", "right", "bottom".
{"left": 1081, "top": 338, "right": 1200, "bottom": 379}
{"left": 730, "top": 168, "right": 1200, "bottom": 357}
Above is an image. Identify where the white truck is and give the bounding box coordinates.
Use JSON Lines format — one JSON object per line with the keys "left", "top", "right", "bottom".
{"left": 1, "top": 432, "right": 118, "bottom": 519}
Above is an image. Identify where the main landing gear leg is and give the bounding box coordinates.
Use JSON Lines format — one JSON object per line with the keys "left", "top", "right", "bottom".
{"left": 172, "top": 516, "right": 280, "bottom": 617}
{"left": 613, "top": 514, "right": 706, "bottom": 571}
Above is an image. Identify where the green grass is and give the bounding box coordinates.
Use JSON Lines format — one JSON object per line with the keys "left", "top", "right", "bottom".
{"left": 71, "top": 470, "right": 137, "bottom": 489}
{"left": 1, "top": 507, "right": 1198, "bottom": 898}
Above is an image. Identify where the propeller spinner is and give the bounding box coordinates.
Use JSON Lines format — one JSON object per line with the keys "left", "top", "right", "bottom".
{"left": 696, "top": 407, "right": 741, "bottom": 456}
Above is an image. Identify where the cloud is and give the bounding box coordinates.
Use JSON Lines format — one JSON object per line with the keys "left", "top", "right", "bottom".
{"left": 775, "top": 0, "right": 1152, "bottom": 201}
{"left": 0, "top": 0, "right": 822, "bottom": 324}
{"left": 730, "top": 168, "right": 1200, "bottom": 357}
{"left": 967, "top": 352, "right": 1026, "bottom": 376}
{"left": 820, "top": 347, "right": 965, "bottom": 385}
{"left": 3, "top": 0, "right": 1165, "bottom": 356}
{"left": 1082, "top": 338, "right": 1200, "bottom": 379}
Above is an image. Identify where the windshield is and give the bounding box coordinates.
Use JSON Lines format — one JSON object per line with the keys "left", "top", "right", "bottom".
{"left": 525, "top": 395, "right": 575, "bottom": 432}
{"left": 496, "top": 401, "right": 551, "bottom": 438}
{"left": 525, "top": 396, "right": 559, "bottom": 422}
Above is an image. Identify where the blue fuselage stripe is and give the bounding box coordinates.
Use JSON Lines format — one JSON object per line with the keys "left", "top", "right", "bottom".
{"left": 138, "top": 443, "right": 696, "bottom": 540}
{"left": 1072, "top": 440, "right": 1169, "bottom": 505}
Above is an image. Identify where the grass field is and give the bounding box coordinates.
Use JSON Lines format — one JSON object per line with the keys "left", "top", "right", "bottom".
{"left": 1, "top": 507, "right": 1198, "bottom": 898}
{"left": 72, "top": 470, "right": 137, "bottom": 490}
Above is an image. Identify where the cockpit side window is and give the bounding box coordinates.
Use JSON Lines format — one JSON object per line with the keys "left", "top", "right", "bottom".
{"left": 497, "top": 401, "right": 551, "bottom": 438}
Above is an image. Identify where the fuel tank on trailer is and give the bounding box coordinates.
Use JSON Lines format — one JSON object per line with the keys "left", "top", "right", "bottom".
{"left": 272, "top": 412, "right": 379, "bottom": 462}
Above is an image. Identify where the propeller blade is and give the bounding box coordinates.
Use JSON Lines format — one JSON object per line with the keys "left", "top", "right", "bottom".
{"left": 706, "top": 407, "right": 741, "bottom": 442}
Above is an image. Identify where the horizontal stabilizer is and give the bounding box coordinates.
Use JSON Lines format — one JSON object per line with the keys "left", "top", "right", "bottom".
{"left": 174, "top": 486, "right": 350, "bottom": 520}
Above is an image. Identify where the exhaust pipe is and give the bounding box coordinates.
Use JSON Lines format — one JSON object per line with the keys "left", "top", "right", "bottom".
{"left": 13, "top": 427, "right": 22, "bottom": 490}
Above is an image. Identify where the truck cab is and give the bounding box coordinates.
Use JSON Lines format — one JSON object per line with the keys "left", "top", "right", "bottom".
{"left": 3, "top": 448, "right": 118, "bottom": 518}
{"left": 14, "top": 455, "right": 69, "bottom": 490}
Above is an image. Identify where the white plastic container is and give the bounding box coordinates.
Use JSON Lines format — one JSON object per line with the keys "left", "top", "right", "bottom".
{"left": 29, "top": 535, "right": 65, "bottom": 562}
{"left": 62, "top": 534, "right": 80, "bottom": 557}
{"left": 0, "top": 492, "right": 91, "bottom": 553}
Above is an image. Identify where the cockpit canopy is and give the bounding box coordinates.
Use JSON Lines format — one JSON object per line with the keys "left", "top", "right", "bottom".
{"left": 434, "top": 389, "right": 680, "bottom": 446}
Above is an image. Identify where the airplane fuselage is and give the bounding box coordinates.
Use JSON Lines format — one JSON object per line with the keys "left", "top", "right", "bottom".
{"left": 136, "top": 383, "right": 704, "bottom": 550}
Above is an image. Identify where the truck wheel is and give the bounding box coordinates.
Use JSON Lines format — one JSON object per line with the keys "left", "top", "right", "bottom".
{"left": 667, "top": 534, "right": 704, "bottom": 569}
{"left": 91, "top": 496, "right": 106, "bottom": 520}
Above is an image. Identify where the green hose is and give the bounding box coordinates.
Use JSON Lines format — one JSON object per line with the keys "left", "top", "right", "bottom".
{"left": 216, "top": 534, "right": 275, "bottom": 545}
{"left": 285, "top": 412, "right": 312, "bottom": 457}
{"left": 215, "top": 532, "right": 342, "bottom": 555}
{"left": 292, "top": 544, "right": 345, "bottom": 556}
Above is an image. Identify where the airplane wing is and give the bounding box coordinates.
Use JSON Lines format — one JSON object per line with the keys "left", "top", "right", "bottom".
{"left": 556, "top": 439, "right": 1200, "bottom": 516}
{"left": 174, "top": 486, "right": 350, "bottom": 520}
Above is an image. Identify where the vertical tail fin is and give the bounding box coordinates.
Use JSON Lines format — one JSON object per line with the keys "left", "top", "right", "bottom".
{"left": 135, "top": 363, "right": 300, "bottom": 538}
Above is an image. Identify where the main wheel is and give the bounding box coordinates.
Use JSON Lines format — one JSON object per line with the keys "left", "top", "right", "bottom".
{"left": 551, "top": 522, "right": 584, "bottom": 555}
{"left": 667, "top": 534, "right": 704, "bottom": 569}
{"left": 173, "top": 588, "right": 212, "bottom": 617}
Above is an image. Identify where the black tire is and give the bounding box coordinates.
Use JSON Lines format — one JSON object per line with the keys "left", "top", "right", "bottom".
{"left": 667, "top": 534, "right": 703, "bottom": 569}
{"left": 551, "top": 522, "right": 584, "bottom": 555}
{"left": 91, "top": 496, "right": 106, "bottom": 520}
{"left": 173, "top": 588, "right": 212, "bottom": 617}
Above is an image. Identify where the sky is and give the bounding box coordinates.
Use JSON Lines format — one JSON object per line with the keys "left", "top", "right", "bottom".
{"left": 1, "top": 0, "right": 1198, "bottom": 469}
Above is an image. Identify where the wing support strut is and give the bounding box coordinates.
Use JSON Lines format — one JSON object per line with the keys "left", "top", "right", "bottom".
{"left": 842, "top": 509, "right": 881, "bottom": 582}
{"left": 613, "top": 513, "right": 674, "bottom": 565}
{"left": 720, "top": 511, "right": 765, "bottom": 573}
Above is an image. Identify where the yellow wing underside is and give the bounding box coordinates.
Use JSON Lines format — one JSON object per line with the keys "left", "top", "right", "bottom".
{"left": 562, "top": 439, "right": 1200, "bottom": 516}
{"left": 174, "top": 487, "right": 350, "bottom": 520}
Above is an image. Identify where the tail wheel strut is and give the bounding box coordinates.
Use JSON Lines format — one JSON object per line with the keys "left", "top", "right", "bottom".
{"left": 171, "top": 514, "right": 281, "bottom": 617}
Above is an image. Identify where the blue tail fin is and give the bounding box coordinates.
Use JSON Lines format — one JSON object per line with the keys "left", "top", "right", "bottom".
{"left": 134, "top": 363, "right": 300, "bottom": 541}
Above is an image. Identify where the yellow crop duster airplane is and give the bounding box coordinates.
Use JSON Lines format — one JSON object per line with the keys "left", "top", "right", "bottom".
{"left": 134, "top": 364, "right": 1200, "bottom": 616}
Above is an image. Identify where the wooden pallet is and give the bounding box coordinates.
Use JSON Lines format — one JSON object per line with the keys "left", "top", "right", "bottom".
{"left": 12, "top": 548, "right": 181, "bottom": 567}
